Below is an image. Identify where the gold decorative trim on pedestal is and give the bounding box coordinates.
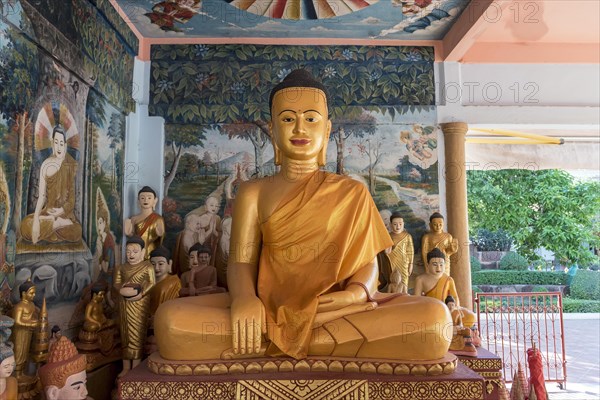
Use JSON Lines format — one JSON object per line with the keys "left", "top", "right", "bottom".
{"left": 237, "top": 380, "right": 367, "bottom": 400}
{"left": 459, "top": 357, "right": 503, "bottom": 371}
{"left": 120, "top": 378, "right": 484, "bottom": 400}
{"left": 148, "top": 352, "right": 458, "bottom": 377}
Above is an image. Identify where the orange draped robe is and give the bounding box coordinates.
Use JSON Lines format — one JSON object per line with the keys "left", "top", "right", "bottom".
{"left": 255, "top": 171, "right": 392, "bottom": 359}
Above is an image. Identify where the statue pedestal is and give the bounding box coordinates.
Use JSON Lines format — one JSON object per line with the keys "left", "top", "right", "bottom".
{"left": 76, "top": 325, "right": 122, "bottom": 371}
{"left": 458, "top": 348, "right": 504, "bottom": 400}
{"left": 118, "top": 358, "right": 486, "bottom": 400}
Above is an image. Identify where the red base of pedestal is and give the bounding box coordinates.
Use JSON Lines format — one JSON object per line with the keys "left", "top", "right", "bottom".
{"left": 458, "top": 348, "right": 504, "bottom": 400}
{"left": 118, "top": 361, "right": 485, "bottom": 400}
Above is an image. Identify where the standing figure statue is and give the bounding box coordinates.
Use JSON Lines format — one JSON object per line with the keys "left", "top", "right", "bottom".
{"left": 155, "top": 69, "right": 451, "bottom": 362}
{"left": 124, "top": 187, "right": 164, "bottom": 260}
{"left": 421, "top": 212, "right": 458, "bottom": 275}
{"left": 20, "top": 125, "right": 82, "bottom": 244}
{"left": 10, "top": 280, "right": 39, "bottom": 377}
{"left": 149, "top": 246, "right": 181, "bottom": 316}
{"left": 385, "top": 212, "right": 414, "bottom": 294}
{"left": 113, "top": 236, "right": 155, "bottom": 376}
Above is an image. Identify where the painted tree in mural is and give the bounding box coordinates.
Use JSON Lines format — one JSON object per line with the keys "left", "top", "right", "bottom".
{"left": 107, "top": 113, "right": 123, "bottom": 190}
{"left": 219, "top": 122, "right": 270, "bottom": 178}
{"left": 330, "top": 108, "right": 377, "bottom": 175}
{"left": 0, "top": 21, "right": 39, "bottom": 231}
{"left": 164, "top": 124, "right": 206, "bottom": 196}
{"left": 151, "top": 45, "right": 435, "bottom": 179}
{"left": 357, "top": 138, "right": 386, "bottom": 195}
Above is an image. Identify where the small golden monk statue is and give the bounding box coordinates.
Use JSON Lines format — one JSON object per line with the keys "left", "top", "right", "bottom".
{"left": 414, "top": 248, "right": 477, "bottom": 356}
{"left": 0, "top": 316, "right": 17, "bottom": 400}
{"left": 148, "top": 246, "right": 181, "bottom": 316}
{"left": 10, "top": 280, "right": 39, "bottom": 377}
{"left": 385, "top": 212, "right": 414, "bottom": 294}
{"left": 155, "top": 69, "right": 451, "bottom": 362}
{"left": 179, "top": 244, "right": 223, "bottom": 297}
{"left": 80, "top": 287, "right": 115, "bottom": 340}
{"left": 421, "top": 212, "right": 458, "bottom": 275}
{"left": 113, "top": 236, "right": 155, "bottom": 376}
{"left": 444, "top": 295, "right": 477, "bottom": 356}
{"left": 20, "top": 125, "right": 82, "bottom": 244}
{"left": 39, "top": 336, "right": 88, "bottom": 400}
{"left": 124, "top": 186, "right": 165, "bottom": 259}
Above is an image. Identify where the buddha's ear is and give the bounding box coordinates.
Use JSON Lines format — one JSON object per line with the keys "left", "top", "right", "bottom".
{"left": 167, "top": 260, "right": 173, "bottom": 273}
{"left": 46, "top": 386, "right": 59, "bottom": 400}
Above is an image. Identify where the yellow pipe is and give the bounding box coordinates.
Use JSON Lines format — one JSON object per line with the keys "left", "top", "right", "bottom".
{"left": 466, "top": 138, "right": 560, "bottom": 145}
{"left": 470, "top": 128, "right": 563, "bottom": 144}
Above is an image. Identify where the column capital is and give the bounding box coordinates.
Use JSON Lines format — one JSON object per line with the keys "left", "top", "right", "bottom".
{"left": 440, "top": 122, "right": 468, "bottom": 136}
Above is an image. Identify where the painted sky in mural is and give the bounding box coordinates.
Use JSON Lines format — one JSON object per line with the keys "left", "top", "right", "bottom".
{"left": 115, "top": 0, "right": 469, "bottom": 39}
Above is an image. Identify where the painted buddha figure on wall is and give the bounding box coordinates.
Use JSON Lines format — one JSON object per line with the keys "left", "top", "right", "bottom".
{"left": 20, "top": 125, "right": 82, "bottom": 244}
{"left": 155, "top": 69, "right": 451, "bottom": 362}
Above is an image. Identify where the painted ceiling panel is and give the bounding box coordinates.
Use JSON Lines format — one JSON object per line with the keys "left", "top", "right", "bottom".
{"left": 113, "top": 0, "right": 469, "bottom": 40}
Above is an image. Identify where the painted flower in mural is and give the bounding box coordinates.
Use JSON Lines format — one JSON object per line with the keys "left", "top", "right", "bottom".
{"left": 156, "top": 79, "right": 175, "bottom": 93}
{"left": 342, "top": 49, "right": 353, "bottom": 60}
{"left": 230, "top": 81, "right": 245, "bottom": 95}
{"left": 277, "top": 68, "right": 292, "bottom": 82}
{"left": 323, "top": 66, "right": 337, "bottom": 78}
{"left": 195, "top": 73, "right": 210, "bottom": 86}
{"left": 406, "top": 50, "right": 422, "bottom": 62}
{"left": 194, "top": 44, "right": 209, "bottom": 58}
{"left": 368, "top": 71, "right": 382, "bottom": 82}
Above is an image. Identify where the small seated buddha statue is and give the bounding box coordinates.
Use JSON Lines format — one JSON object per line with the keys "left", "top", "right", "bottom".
{"left": 421, "top": 212, "right": 458, "bottom": 275}
{"left": 179, "top": 244, "right": 224, "bottom": 297}
{"left": 149, "top": 246, "right": 181, "bottom": 315}
{"left": 155, "top": 69, "right": 451, "bottom": 362}
{"left": 414, "top": 248, "right": 477, "bottom": 356}
{"left": 39, "top": 336, "right": 88, "bottom": 400}
{"left": 124, "top": 186, "right": 165, "bottom": 260}
{"left": 78, "top": 287, "right": 115, "bottom": 349}
{"left": 444, "top": 295, "right": 477, "bottom": 357}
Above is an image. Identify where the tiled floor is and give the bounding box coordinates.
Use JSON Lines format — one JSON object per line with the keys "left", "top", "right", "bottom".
{"left": 506, "top": 314, "right": 600, "bottom": 400}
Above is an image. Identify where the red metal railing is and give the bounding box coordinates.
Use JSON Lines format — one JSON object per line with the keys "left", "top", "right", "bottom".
{"left": 474, "top": 292, "right": 567, "bottom": 388}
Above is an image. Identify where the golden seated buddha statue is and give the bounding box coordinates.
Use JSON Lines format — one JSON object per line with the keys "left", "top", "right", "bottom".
{"left": 155, "top": 70, "right": 452, "bottom": 364}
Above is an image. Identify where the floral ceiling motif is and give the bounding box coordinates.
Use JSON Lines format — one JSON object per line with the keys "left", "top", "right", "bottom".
{"left": 113, "top": 0, "right": 469, "bottom": 39}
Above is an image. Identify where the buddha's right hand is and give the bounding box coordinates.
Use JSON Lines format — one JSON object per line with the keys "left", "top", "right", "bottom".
{"left": 231, "top": 295, "right": 266, "bottom": 355}
{"left": 32, "top": 219, "right": 40, "bottom": 244}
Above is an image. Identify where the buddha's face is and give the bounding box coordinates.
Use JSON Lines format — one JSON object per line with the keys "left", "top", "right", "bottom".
{"left": 0, "top": 355, "right": 15, "bottom": 378}
{"left": 426, "top": 257, "right": 445, "bottom": 278}
{"left": 138, "top": 192, "right": 157, "bottom": 211}
{"left": 430, "top": 218, "right": 444, "bottom": 233}
{"left": 189, "top": 251, "right": 199, "bottom": 268}
{"left": 151, "top": 256, "right": 171, "bottom": 279}
{"left": 46, "top": 370, "right": 88, "bottom": 400}
{"left": 23, "top": 286, "right": 36, "bottom": 302}
{"left": 52, "top": 131, "right": 66, "bottom": 160}
{"left": 205, "top": 197, "right": 219, "bottom": 214}
{"left": 97, "top": 217, "right": 106, "bottom": 235}
{"left": 446, "top": 301, "right": 456, "bottom": 312}
{"left": 270, "top": 88, "right": 331, "bottom": 163}
{"left": 198, "top": 252, "right": 210, "bottom": 267}
{"left": 93, "top": 291, "right": 105, "bottom": 303}
{"left": 391, "top": 217, "right": 404, "bottom": 234}
{"left": 126, "top": 243, "right": 144, "bottom": 264}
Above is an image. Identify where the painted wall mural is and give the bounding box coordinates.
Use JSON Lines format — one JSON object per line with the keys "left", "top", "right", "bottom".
{"left": 149, "top": 44, "right": 440, "bottom": 279}
{"left": 116, "top": 0, "right": 469, "bottom": 39}
{"left": 0, "top": 0, "right": 131, "bottom": 333}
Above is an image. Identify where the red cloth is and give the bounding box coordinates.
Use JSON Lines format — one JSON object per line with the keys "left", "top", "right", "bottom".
{"left": 527, "top": 347, "right": 547, "bottom": 400}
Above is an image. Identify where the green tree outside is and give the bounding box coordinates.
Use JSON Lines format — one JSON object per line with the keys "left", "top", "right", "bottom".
{"left": 467, "top": 169, "right": 600, "bottom": 267}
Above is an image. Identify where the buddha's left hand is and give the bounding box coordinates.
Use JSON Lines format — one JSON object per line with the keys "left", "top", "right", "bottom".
{"left": 47, "top": 207, "right": 64, "bottom": 217}
{"left": 317, "top": 291, "right": 359, "bottom": 313}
